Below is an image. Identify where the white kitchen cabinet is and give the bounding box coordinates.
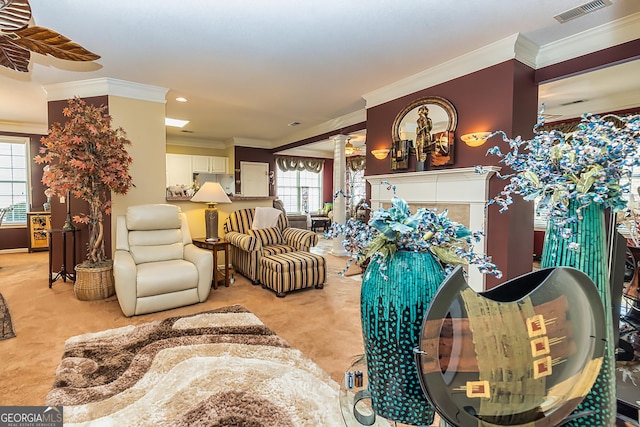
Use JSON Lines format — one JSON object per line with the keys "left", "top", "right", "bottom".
{"left": 209, "top": 156, "right": 227, "bottom": 173}
{"left": 166, "top": 154, "right": 193, "bottom": 187}
{"left": 192, "top": 155, "right": 227, "bottom": 174}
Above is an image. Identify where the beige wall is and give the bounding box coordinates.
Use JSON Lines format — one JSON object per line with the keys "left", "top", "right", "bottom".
{"left": 109, "top": 95, "right": 167, "bottom": 254}
{"left": 170, "top": 199, "right": 274, "bottom": 239}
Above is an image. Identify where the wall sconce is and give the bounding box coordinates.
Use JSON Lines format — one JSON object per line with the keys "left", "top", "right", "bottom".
{"left": 460, "top": 132, "right": 492, "bottom": 147}
{"left": 371, "top": 149, "right": 391, "bottom": 160}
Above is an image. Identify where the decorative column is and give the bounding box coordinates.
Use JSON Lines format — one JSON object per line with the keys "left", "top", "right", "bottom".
{"left": 330, "top": 134, "right": 349, "bottom": 256}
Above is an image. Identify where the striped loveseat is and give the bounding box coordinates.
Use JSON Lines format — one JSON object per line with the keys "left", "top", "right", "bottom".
{"left": 223, "top": 208, "right": 318, "bottom": 284}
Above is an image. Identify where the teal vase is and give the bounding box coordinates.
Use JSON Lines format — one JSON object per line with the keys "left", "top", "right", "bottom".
{"left": 361, "top": 250, "right": 444, "bottom": 425}
{"left": 540, "top": 201, "right": 616, "bottom": 426}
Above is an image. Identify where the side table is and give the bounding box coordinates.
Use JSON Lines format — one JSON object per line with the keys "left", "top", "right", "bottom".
{"left": 192, "top": 238, "right": 231, "bottom": 289}
{"left": 311, "top": 215, "right": 331, "bottom": 232}
{"left": 47, "top": 228, "right": 78, "bottom": 288}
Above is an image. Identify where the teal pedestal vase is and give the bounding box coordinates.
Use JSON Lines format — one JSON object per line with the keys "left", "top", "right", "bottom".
{"left": 360, "top": 251, "right": 444, "bottom": 425}
{"left": 540, "top": 201, "right": 616, "bottom": 426}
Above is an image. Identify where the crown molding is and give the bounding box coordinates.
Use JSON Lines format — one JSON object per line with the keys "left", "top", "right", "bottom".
{"left": 363, "top": 34, "right": 538, "bottom": 109}
{"left": 276, "top": 146, "right": 334, "bottom": 159}
{"left": 273, "top": 109, "right": 366, "bottom": 147}
{"left": 0, "top": 120, "right": 47, "bottom": 135}
{"left": 232, "top": 137, "right": 273, "bottom": 149}
{"left": 166, "top": 135, "right": 227, "bottom": 149}
{"left": 43, "top": 78, "right": 169, "bottom": 103}
{"left": 536, "top": 12, "right": 640, "bottom": 68}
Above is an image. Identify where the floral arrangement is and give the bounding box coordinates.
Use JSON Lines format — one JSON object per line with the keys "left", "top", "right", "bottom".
{"left": 477, "top": 110, "right": 640, "bottom": 230}
{"left": 34, "top": 97, "right": 134, "bottom": 266}
{"left": 326, "top": 184, "right": 501, "bottom": 279}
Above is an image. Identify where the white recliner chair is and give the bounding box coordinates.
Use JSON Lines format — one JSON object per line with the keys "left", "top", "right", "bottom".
{"left": 114, "top": 204, "right": 213, "bottom": 317}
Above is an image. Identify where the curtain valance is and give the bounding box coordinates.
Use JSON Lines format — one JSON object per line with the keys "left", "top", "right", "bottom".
{"left": 275, "top": 156, "right": 325, "bottom": 173}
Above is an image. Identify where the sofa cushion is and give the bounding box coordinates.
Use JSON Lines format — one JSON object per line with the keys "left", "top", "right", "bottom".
{"left": 136, "top": 259, "right": 198, "bottom": 297}
{"left": 247, "top": 227, "right": 283, "bottom": 246}
{"left": 262, "top": 244, "right": 296, "bottom": 257}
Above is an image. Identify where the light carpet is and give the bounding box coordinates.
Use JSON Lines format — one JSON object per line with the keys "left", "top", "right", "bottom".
{"left": 46, "top": 304, "right": 343, "bottom": 426}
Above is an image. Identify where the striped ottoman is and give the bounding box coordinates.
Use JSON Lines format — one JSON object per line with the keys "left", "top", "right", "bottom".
{"left": 259, "top": 252, "right": 326, "bottom": 297}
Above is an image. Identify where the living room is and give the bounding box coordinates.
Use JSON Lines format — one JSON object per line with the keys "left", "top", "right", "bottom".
{"left": 1, "top": 1, "right": 640, "bottom": 425}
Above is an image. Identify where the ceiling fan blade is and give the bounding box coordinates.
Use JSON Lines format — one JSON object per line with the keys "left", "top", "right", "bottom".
{"left": 0, "top": 0, "right": 31, "bottom": 31}
{"left": 0, "top": 36, "right": 30, "bottom": 71}
{"left": 10, "top": 26, "right": 100, "bottom": 61}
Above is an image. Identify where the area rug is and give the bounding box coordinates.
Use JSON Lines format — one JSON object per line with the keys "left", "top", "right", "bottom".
{"left": 0, "top": 292, "right": 16, "bottom": 340}
{"left": 46, "top": 305, "right": 343, "bottom": 426}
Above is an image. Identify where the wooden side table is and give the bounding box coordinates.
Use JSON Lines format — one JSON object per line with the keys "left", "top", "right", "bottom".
{"left": 192, "top": 238, "right": 231, "bottom": 289}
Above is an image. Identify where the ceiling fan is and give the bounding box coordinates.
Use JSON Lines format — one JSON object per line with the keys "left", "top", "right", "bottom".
{"left": 0, "top": 0, "right": 99, "bottom": 72}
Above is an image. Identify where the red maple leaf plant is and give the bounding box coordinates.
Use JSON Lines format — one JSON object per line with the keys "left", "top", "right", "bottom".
{"left": 35, "top": 97, "right": 133, "bottom": 266}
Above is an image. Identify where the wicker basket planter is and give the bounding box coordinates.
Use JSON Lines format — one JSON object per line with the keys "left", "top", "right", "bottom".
{"left": 74, "top": 261, "right": 115, "bottom": 301}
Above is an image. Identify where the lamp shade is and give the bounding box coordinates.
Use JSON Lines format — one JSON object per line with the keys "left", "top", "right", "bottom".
{"left": 191, "top": 182, "right": 231, "bottom": 204}
{"left": 191, "top": 182, "right": 231, "bottom": 241}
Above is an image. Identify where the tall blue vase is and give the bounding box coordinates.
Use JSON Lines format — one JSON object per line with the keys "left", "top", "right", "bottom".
{"left": 361, "top": 250, "right": 444, "bottom": 425}
{"left": 540, "top": 201, "right": 616, "bottom": 426}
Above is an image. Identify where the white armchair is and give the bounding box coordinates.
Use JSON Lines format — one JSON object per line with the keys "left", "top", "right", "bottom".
{"left": 114, "top": 204, "right": 213, "bottom": 317}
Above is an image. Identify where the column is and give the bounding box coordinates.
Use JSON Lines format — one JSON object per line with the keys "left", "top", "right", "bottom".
{"left": 330, "top": 134, "right": 349, "bottom": 256}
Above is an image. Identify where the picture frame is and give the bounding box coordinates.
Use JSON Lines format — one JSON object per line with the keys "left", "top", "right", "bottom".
{"left": 391, "top": 139, "right": 410, "bottom": 170}
{"left": 431, "top": 131, "right": 454, "bottom": 167}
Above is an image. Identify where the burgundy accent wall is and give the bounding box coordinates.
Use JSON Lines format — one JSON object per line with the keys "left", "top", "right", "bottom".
{"left": 366, "top": 60, "right": 538, "bottom": 288}
{"left": 323, "top": 158, "right": 334, "bottom": 204}
{"left": 535, "top": 38, "right": 640, "bottom": 84}
{"left": 0, "top": 132, "right": 47, "bottom": 250}
{"left": 46, "top": 96, "right": 110, "bottom": 272}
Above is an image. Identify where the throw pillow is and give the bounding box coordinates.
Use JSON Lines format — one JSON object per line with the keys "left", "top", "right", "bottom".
{"left": 247, "top": 227, "right": 283, "bottom": 246}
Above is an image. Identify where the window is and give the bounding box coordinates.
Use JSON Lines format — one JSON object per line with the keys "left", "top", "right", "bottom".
{"left": 0, "top": 136, "right": 29, "bottom": 225}
{"left": 276, "top": 167, "right": 322, "bottom": 214}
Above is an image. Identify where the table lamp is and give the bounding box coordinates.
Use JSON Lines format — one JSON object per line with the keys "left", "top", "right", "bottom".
{"left": 190, "top": 181, "right": 231, "bottom": 241}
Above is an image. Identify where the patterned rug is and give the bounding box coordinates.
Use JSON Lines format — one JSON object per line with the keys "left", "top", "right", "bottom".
{"left": 0, "top": 292, "right": 16, "bottom": 340}
{"left": 46, "top": 305, "right": 343, "bottom": 426}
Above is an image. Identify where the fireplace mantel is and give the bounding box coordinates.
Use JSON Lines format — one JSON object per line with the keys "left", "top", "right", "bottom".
{"left": 366, "top": 166, "right": 500, "bottom": 290}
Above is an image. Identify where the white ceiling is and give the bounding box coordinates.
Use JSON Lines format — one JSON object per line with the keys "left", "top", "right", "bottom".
{"left": 1, "top": 0, "right": 639, "bottom": 154}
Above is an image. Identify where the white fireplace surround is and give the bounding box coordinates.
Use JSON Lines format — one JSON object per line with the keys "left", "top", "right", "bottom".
{"left": 366, "top": 166, "right": 500, "bottom": 291}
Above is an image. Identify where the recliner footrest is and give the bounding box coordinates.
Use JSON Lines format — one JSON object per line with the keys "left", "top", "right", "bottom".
{"left": 259, "top": 252, "right": 326, "bottom": 296}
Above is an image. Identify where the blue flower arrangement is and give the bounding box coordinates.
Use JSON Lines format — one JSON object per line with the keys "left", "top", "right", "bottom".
{"left": 477, "top": 110, "right": 640, "bottom": 229}
{"left": 326, "top": 183, "right": 501, "bottom": 279}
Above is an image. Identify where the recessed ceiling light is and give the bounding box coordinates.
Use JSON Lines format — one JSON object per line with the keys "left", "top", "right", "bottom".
{"left": 176, "top": 97, "right": 187, "bottom": 103}
{"left": 288, "top": 121, "right": 301, "bottom": 127}
{"left": 165, "top": 118, "right": 189, "bottom": 128}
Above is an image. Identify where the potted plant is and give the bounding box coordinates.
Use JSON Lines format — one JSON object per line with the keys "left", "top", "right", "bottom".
{"left": 327, "top": 187, "right": 500, "bottom": 425}
{"left": 35, "top": 97, "right": 134, "bottom": 300}
{"left": 478, "top": 110, "right": 640, "bottom": 426}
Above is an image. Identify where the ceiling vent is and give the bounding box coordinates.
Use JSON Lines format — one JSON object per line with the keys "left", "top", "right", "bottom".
{"left": 554, "top": 0, "right": 612, "bottom": 23}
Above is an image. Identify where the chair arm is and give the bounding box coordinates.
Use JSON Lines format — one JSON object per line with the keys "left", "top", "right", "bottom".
{"left": 225, "top": 231, "right": 261, "bottom": 252}
{"left": 283, "top": 227, "right": 318, "bottom": 251}
{"left": 113, "top": 250, "right": 138, "bottom": 317}
{"left": 184, "top": 244, "right": 213, "bottom": 301}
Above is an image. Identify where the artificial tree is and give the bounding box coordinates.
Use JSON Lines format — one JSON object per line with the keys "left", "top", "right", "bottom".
{"left": 35, "top": 97, "right": 133, "bottom": 268}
